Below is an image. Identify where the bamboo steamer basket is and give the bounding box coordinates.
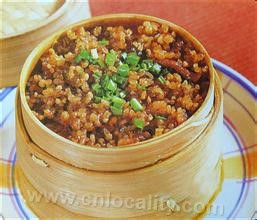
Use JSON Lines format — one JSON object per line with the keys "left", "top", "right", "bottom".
{"left": 19, "top": 14, "right": 216, "bottom": 172}
{"left": 16, "top": 74, "right": 223, "bottom": 218}
{"left": 0, "top": 0, "right": 89, "bottom": 88}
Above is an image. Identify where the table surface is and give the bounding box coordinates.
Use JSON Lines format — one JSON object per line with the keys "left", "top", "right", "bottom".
{"left": 89, "top": 0, "right": 256, "bottom": 85}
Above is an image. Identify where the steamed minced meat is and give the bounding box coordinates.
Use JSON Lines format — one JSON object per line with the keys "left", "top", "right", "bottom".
{"left": 26, "top": 21, "right": 209, "bottom": 147}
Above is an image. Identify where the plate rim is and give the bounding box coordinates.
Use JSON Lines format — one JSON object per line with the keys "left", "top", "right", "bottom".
{"left": 212, "top": 59, "right": 256, "bottom": 98}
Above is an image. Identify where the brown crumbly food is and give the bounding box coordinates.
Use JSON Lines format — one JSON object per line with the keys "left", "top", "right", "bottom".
{"left": 26, "top": 21, "right": 209, "bottom": 148}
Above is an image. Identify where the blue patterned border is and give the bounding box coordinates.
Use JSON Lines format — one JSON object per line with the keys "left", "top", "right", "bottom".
{"left": 212, "top": 59, "right": 256, "bottom": 98}
{"left": 0, "top": 87, "right": 16, "bottom": 101}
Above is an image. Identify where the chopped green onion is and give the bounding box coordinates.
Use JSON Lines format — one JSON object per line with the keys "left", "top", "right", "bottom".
{"left": 92, "top": 83, "right": 101, "bottom": 90}
{"left": 75, "top": 55, "right": 82, "bottom": 63}
{"left": 80, "top": 50, "right": 91, "bottom": 60}
{"left": 102, "top": 90, "right": 114, "bottom": 101}
{"left": 114, "top": 88, "right": 121, "bottom": 97}
{"left": 112, "top": 75, "right": 127, "bottom": 85}
{"left": 93, "top": 72, "right": 102, "bottom": 81}
{"left": 154, "top": 115, "right": 167, "bottom": 120}
{"left": 141, "top": 59, "right": 153, "bottom": 70}
{"left": 140, "top": 62, "right": 148, "bottom": 70}
{"left": 106, "top": 79, "right": 117, "bottom": 92}
{"left": 92, "top": 83, "right": 102, "bottom": 95}
{"left": 130, "top": 65, "right": 140, "bottom": 71}
{"left": 75, "top": 50, "right": 92, "bottom": 63}
{"left": 133, "top": 118, "right": 145, "bottom": 129}
{"left": 110, "top": 105, "right": 123, "bottom": 116}
{"left": 130, "top": 98, "right": 143, "bottom": 111}
{"left": 93, "top": 96, "right": 102, "bottom": 103}
{"left": 80, "top": 50, "right": 91, "bottom": 59}
{"left": 118, "top": 64, "right": 130, "bottom": 77}
{"left": 99, "top": 39, "right": 109, "bottom": 46}
{"left": 121, "top": 52, "right": 127, "bottom": 61}
{"left": 97, "top": 59, "right": 105, "bottom": 68}
{"left": 158, "top": 76, "right": 166, "bottom": 84}
{"left": 119, "top": 91, "right": 126, "bottom": 98}
{"left": 126, "top": 52, "right": 140, "bottom": 66}
{"left": 91, "top": 59, "right": 98, "bottom": 65}
{"left": 150, "top": 63, "right": 162, "bottom": 74}
{"left": 106, "top": 50, "right": 117, "bottom": 66}
{"left": 112, "top": 96, "right": 125, "bottom": 108}
{"left": 102, "top": 95, "right": 112, "bottom": 102}
{"left": 101, "top": 75, "right": 110, "bottom": 88}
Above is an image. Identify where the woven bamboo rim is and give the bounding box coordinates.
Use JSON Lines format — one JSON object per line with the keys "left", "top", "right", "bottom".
{"left": 0, "top": 0, "right": 68, "bottom": 39}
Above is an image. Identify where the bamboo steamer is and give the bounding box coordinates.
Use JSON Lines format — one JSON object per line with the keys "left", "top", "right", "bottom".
{"left": 19, "top": 14, "right": 216, "bottom": 172}
{"left": 16, "top": 73, "right": 223, "bottom": 218}
{"left": 0, "top": 0, "right": 90, "bottom": 88}
{"left": 17, "top": 14, "right": 224, "bottom": 218}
